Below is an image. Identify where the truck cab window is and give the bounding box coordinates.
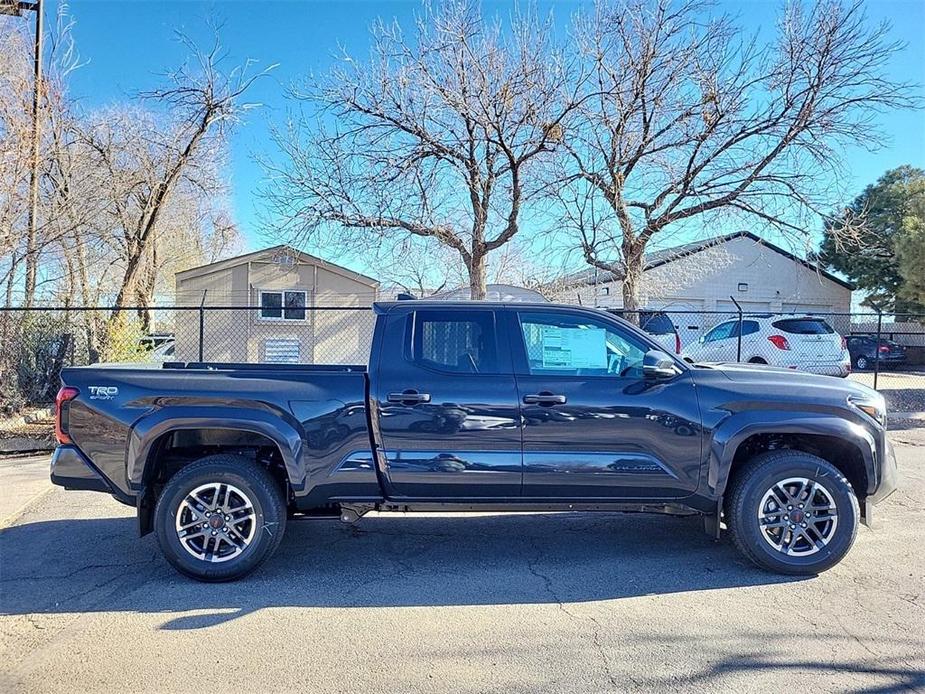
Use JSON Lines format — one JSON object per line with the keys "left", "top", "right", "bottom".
{"left": 412, "top": 310, "right": 498, "bottom": 373}
{"left": 517, "top": 311, "right": 647, "bottom": 378}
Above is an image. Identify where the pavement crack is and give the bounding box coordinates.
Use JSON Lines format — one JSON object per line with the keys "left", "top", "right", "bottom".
{"left": 527, "top": 539, "right": 625, "bottom": 690}
{"left": 0, "top": 557, "right": 157, "bottom": 583}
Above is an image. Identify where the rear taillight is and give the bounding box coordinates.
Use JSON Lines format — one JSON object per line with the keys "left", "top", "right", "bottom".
{"left": 841, "top": 336, "right": 847, "bottom": 350}
{"left": 879, "top": 344, "right": 890, "bottom": 353}
{"left": 55, "top": 386, "right": 79, "bottom": 445}
{"left": 675, "top": 332, "right": 682, "bottom": 355}
{"left": 768, "top": 335, "right": 791, "bottom": 350}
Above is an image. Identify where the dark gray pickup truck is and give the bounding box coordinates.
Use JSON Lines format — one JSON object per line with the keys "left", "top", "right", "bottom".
{"left": 51, "top": 301, "right": 898, "bottom": 581}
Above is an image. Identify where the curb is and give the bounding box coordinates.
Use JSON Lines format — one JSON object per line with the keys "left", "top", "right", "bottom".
{"left": 0, "top": 485, "right": 54, "bottom": 530}
{"left": 891, "top": 411, "right": 925, "bottom": 420}
{"left": 0, "top": 438, "right": 56, "bottom": 455}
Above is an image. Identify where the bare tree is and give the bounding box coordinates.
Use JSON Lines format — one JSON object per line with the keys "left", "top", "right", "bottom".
{"left": 78, "top": 30, "right": 269, "bottom": 327}
{"left": 374, "top": 238, "right": 462, "bottom": 297}
{"left": 556, "top": 0, "right": 919, "bottom": 313}
{"left": 263, "top": 1, "right": 586, "bottom": 299}
{"left": 0, "top": 6, "right": 97, "bottom": 306}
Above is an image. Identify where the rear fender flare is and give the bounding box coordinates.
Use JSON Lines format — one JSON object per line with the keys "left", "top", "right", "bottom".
{"left": 708, "top": 411, "right": 876, "bottom": 498}
{"left": 126, "top": 406, "right": 306, "bottom": 491}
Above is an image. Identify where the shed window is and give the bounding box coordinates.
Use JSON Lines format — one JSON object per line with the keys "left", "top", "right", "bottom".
{"left": 260, "top": 290, "right": 306, "bottom": 320}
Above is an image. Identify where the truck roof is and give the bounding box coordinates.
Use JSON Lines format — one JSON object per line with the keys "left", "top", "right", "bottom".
{"left": 373, "top": 300, "right": 584, "bottom": 313}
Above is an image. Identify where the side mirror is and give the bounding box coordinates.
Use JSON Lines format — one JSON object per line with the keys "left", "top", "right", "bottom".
{"left": 643, "top": 349, "right": 678, "bottom": 379}
{"left": 698, "top": 335, "right": 705, "bottom": 344}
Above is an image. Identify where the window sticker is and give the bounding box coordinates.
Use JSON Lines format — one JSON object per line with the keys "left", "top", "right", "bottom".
{"left": 540, "top": 327, "right": 607, "bottom": 368}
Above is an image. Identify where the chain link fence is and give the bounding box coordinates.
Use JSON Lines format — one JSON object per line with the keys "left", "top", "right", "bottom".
{"left": 627, "top": 308, "right": 925, "bottom": 413}
{"left": 0, "top": 305, "right": 375, "bottom": 411}
{"left": 0, "top": 304, "right": 922, "bottom": 414}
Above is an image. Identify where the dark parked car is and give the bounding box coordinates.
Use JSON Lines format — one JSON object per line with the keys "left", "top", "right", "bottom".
{"left": 606, "top": 309, "right": 681, "bottom": 354}
{"left": 51, "top": 301, "right": 897, "bottom": 581}
{"left": 846, "top": 335, "right": 907, "bottom": 371}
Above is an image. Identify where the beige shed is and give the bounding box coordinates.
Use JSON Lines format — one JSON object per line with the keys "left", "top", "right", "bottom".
{"left": 174, "top": 246, "right": 379, "bottom": 364}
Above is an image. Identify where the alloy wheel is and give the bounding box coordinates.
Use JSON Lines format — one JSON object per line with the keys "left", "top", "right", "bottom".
{"left": 174, "top": 482, "right": 257, "bottom": 563}
{"left": 756, "top": 476, "right": 838, "bottom": 556}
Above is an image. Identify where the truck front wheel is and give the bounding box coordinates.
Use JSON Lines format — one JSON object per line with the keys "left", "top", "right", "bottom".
{"left": 727, "top": 450, "right": 859, "bottom": 575}
{"left": 153, "top": 454, "right": 286, "bottom": 582}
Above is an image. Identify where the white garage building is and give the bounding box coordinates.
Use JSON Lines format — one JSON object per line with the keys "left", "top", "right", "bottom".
{"left": 552, "top": 231, "right": 853, "bottom": 342}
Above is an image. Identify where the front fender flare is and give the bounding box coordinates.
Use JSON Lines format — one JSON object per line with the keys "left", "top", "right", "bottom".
{"left": 708, "top": 410, "right": 877, "bottom": 498}
{"left": 126, "top": 405, "right": 306, "bottom": 491}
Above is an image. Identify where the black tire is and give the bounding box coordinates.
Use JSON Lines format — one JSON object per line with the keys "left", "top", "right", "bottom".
{"left": 154, "top": 454, "right": 286, "bottom": 582}
{"left": 855, "top": 355, "right": 869, "bottom": 370}
{"left": 727, "top": 450, "right": 859, "bottom": 575}
{"left": 748, "top": 357, "right": 767, "bottom": 364}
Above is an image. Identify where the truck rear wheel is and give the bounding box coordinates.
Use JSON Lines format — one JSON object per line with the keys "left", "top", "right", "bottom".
{"left": 154, "top": 454, "right": 286, "bottom": 582}
{"left": 727, "top": 450, "right": 859, "bottom": 575}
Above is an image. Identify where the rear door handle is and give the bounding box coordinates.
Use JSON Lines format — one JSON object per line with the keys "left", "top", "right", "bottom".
{"left": 388, "top": 390, "right": 432, "bottom": 404}
{"left": 522, "top": 393, "right": 567, "bottom": 406}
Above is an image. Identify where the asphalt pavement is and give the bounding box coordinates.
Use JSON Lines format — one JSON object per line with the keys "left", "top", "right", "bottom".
{"left": 1, "top": 430, "right": 923, "bottom": 693}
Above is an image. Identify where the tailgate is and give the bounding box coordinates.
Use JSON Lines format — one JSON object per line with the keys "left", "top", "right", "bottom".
{"left": 772, "top": 318, "right": 843, "bottom": 359}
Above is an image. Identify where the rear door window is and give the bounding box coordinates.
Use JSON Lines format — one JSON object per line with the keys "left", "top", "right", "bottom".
{"left": 412, "top": 310, "right": 499, "bottom": 374}
{"left": 772, "top": 318, "right": 834, "bottom": 334}
{"left": 740, "top": 320, "right": 760, "bottom": 336}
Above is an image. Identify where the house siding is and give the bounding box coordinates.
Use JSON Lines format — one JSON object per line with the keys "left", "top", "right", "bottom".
{"left": 174, "top": 250, "right": 378, "bottom": 364}
{"left": 552, "top": 235, "right": 852, "bottom": 345}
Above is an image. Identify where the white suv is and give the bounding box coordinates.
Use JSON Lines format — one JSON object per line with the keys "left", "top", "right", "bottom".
{"left": 684, "top": 315, "right": 850, "bottom": 377}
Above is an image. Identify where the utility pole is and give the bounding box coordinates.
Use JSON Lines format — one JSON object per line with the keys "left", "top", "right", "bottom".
{"left": 1, "top": 0, "right": 43, "bottom": 307}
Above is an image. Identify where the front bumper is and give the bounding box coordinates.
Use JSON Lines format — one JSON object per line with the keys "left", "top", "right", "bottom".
{"left": 50, "top": 445, "right": 112, "bottom": 494}
{"left": 869, "top": 437, "right": 899, "bottom": 506}
{"left": 861, "top": 437, "right": 899, "bottom": 527}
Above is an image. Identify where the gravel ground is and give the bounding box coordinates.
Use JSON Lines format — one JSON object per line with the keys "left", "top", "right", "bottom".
{"left": 1, "top": 430, "right": 923, "bottom": 693}
{"left": 849, "top": 368, "right": 925, "bottom": 413}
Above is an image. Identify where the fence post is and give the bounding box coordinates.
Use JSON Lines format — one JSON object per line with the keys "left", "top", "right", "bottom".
{"left": 198, "top": 290, "right": 208, "bottom": 362}
{"left": 729, "top": 295, "right": 743, "bottom": 362}
{"left": 873, "top": 304, "right": 883, "bottom": 391}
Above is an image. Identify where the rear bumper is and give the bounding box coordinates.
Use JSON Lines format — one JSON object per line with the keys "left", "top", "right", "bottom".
{"left": 50, "top": 445, "right": 112, "bottom": 494}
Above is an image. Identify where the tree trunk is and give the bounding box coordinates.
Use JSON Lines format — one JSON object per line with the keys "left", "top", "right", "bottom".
{"left": 4, "top": 253, "right": 19, "bottom": 310}
{"left": 621, "top": 239, "right": 645, "bottom": 324}
{"left": 112, "top": 245, "right": 144, "bottom": 312}
{"left": 23, "top": 247, "right": 38, "bottom": 308}
{"left": 135, "top": 242, "right": 157, "bottom": 333}
{"left": 135, "top": 287, "right": 152, "bottom": 334}
{"left": 468, "top": 253, "right": 487, "bottom": 300}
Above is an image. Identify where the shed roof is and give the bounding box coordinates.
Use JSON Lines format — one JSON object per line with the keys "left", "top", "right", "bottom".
{"left": 175, "top": 245, "right": 379, "bottom": 286}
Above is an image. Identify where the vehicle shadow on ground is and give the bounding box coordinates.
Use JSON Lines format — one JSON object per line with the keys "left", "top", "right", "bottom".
{"left": 1, "top": 511, "right": 809, "bottom": 627}
{"left": 626, "top": 631, "right": 925, "bottom": 693}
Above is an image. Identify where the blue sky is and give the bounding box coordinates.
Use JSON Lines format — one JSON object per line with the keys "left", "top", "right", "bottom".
{"left": 43, "top": 0, "right": 925, "bottom": 269}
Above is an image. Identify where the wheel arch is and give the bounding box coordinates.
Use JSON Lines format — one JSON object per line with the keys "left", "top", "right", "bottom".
{"left": 709, "top": 413, "right": 876, "bottom": 501}
{"left": 127, "top": 406, "right": 306, "bottom": 492}
{"left": 128, "top": 407, "right": 305, "bottom": 536}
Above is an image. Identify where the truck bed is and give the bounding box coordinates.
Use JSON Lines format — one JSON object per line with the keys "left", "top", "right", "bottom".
{"left": 54, "top": 363, "right": 379, "bottom": 506}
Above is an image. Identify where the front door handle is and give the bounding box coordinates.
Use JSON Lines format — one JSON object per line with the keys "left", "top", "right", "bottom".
{"left": 388, "top": 390, "right": 432, "bottom": 404}
{"left": 522, "top": 392, "right": 567, "bottom": 406}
